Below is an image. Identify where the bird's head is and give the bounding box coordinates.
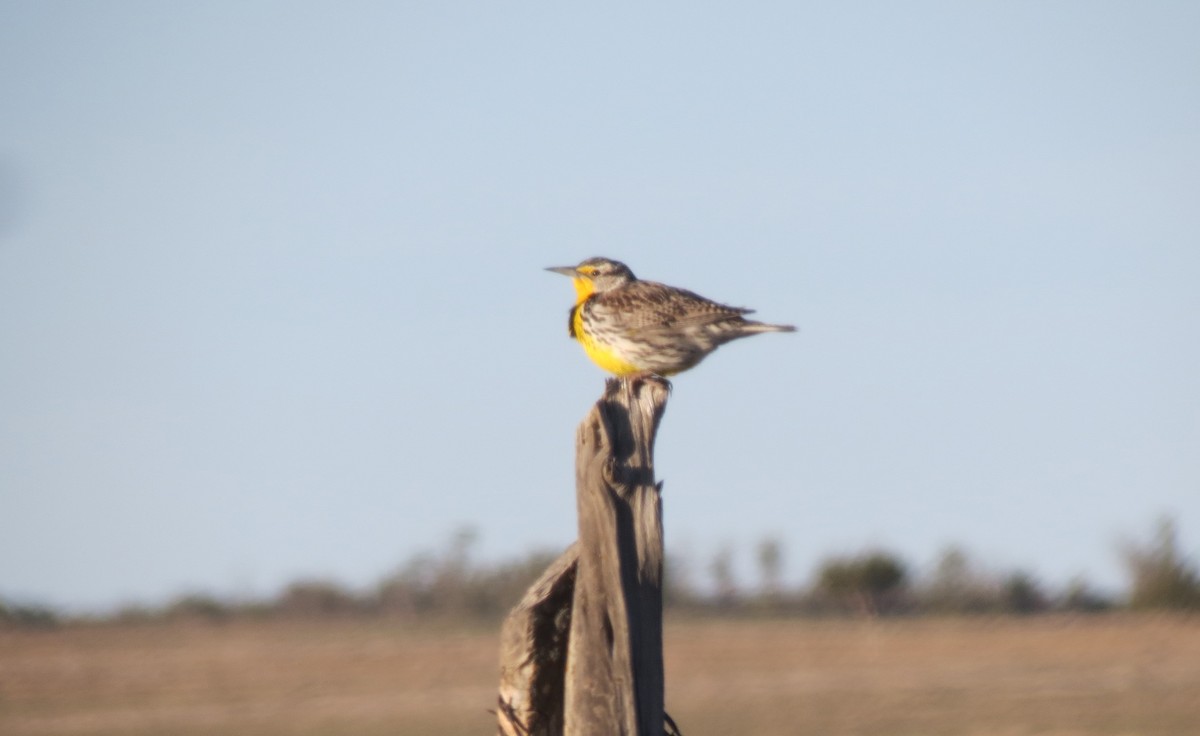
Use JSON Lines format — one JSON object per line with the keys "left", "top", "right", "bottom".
{"left": 545, "top": 257, "right": 636, "bottom": 300}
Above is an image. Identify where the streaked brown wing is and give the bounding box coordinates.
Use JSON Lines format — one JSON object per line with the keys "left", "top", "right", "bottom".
{"left": 593, "top": 281, "right": 753, "bottom": 331}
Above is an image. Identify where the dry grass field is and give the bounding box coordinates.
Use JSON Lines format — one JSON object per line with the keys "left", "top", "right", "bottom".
{"left": 1, "top": 614, "right": 1197, "bottom": 736}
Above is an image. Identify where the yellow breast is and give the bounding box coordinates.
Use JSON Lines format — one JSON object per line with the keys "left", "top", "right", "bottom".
{"left": 572, "top": 302, "right": 644, "bottom": 376}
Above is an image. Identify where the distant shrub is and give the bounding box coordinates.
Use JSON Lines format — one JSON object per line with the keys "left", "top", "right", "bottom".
{"left": 1121, "top": 517, "right": 1200, "bottom": 611}
{"left": 1058, "top": 577, "right": 1115, "bottom": 613}
{"left": 917, "top": 546, "right": 1003, "bottom": 614}
{"left": 814, "top": 550, "right": 908, "bottom": 616}
{"left": 276, "top": 580, "right": 362, "bottom": 617}
{"left": 1000, "top": 571, "right": 1048, "bottom": 615}
{"left": 0, "top": 600, "right": 60, "bottom": 629}
{"left": 165, "top": 593, "right": 229, "bottom": 622}
{"left": 708, "top": 546, "right": 738, "bottom": 608}
{"left": 663, "top": 551, "right": 701, "bottom": 609}
{"left": 112, "top": 604, "right": 159, "bottom": 625}
{"left": 375, "top": 527, "right": 564, "bottom": 619}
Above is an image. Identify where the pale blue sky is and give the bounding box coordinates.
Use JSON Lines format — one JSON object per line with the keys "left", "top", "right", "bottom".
{"left": 2, "top": 2, "right": 1198, "bottom": 611}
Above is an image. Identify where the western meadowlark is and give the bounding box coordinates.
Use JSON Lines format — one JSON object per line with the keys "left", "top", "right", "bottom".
{"left": 546, "top": 257, "right": 795, "bottom": 377}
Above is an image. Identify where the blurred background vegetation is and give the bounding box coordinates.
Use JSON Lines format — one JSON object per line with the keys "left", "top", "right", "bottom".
{"left": 3, "top": 516, "right": 1197, "bottom": 629}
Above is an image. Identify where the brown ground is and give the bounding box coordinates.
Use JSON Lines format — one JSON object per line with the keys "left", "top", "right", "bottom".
{"left": 1, "top": 615, "right": 1197, "bottom": 735}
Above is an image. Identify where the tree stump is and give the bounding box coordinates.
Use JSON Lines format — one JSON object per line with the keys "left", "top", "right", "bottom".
{"left": 497, "top": 376, "right": 671, "bottom": 736}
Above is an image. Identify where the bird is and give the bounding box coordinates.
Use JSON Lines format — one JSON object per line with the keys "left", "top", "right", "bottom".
{"left": 546, "top": 257, "right": 795, "bottom": 377}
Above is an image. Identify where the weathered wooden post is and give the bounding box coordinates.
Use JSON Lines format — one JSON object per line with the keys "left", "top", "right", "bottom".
{"left": 497, "top": 376, "right": 673, "bottom": 736}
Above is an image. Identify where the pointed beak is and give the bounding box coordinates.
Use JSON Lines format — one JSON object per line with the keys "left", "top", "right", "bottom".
{"left": 545, "top": 266, "right": 578, "bottom": 277}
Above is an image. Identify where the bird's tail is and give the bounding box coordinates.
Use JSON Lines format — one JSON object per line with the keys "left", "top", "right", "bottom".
{"left": 742, "top": 320, "right": 797, "bottom": 333}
